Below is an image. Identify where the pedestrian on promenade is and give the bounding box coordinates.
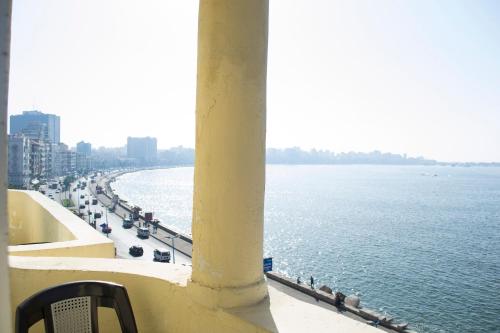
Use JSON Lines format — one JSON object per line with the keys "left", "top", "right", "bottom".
{"left": 297, "top": 276, "right": 301, "bottom": 284}
{"left": 310, "top": 276, "right": 315, "bottom": 289}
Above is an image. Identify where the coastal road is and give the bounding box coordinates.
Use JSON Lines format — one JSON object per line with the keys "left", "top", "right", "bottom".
{"left": 81, "top": 183, "right": 191, "bottom": 266}
{"left": 50, "top": 179, "right": 191, "bottom": 266}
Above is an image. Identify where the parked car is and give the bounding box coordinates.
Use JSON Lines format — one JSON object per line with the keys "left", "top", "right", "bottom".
{"left": 129, "top": 245, "right": 144, "bottom": 257}
{"left": 80, "top": 195, "right": 85, "bottom": 199}
{"left": 84, "top": 200, "right": 89, "bottom": 205}
{"left": 79, "top": 204, "right": 86, "bottom": 209}
{"left": 92, "top": 199, "right": 98, "bottom": 205}
{"left": 153, "top": 248, "right": 170, "bottom": 263}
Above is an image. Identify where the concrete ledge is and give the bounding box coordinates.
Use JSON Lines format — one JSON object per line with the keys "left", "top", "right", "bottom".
{"left": 8, "top": 190, "right": 114, "bottom": 258}
{"left": 266, "top": 272, "right": 339, "bottom": 306}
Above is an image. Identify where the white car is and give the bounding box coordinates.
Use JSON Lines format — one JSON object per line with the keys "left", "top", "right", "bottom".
{"left": 153, "top": 248, "right": 170, "bottom": 263}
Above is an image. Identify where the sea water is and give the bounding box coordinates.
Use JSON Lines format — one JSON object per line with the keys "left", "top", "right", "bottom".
{"left": 111, "top": 165, "right": 500, "bottom": 333}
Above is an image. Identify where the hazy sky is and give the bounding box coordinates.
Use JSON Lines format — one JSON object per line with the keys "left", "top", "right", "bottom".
{"left": 8, "top": 1, "right": 500, "bottom": 162}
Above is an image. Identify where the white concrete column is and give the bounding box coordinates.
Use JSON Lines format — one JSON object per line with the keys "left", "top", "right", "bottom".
{"left": 0, "top": 0, "right": 12, "bottom": 331}
{"left": 189, "top": 0, "right": 269, "bottom": 308}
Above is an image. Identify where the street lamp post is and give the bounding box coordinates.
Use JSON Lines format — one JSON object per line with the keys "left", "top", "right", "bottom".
{"left": 165, "top": 234, "right": 180, "bottom": 264}
{"left": 105, "top": 205, "right": 109, "bottom": 238}
{"left": 77, "top": 186, "right": 80, "bottom": 214}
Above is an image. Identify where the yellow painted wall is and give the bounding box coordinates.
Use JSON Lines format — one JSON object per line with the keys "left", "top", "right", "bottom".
{"left": 9, "top": 257, "right": 273, "bottom": 333}
{"left": 8, "top": 191, "right": 75, "bottom": 245}
{"left": 7, "top": 190, "right": 115, "bottom": 258}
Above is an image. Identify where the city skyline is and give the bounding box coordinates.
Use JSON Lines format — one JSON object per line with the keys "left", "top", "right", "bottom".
{"left": 8, "top": 109, "right": 499, "bottom": 165}
{"left": 7, "top": 1, "right": 500, "bottom": 162}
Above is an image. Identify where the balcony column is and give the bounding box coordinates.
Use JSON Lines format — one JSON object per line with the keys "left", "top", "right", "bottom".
{"left": 0, "top": 0, "right": 12, "bottom": 331}
{"left": 188, "top": 0, "right": 269, "bottom": 308}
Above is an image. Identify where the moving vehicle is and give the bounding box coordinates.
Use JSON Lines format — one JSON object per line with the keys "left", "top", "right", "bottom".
{"left": 129, "top": 245, "right": 143, "bottom": 257}
{"left": 101, "top": 225, "right": 112, "bottom": 234}
{"left": 132, "top": 206, "right": 142, "bottom": 221}
{"left": 137, "top": 227, "right": 150, "bottom": 239}
{"left": 96, "top": 185, "right": 103, "bottom": 194}
{"left": 122, "top": 218, "right": 134, "bottom": 229}
{"left": 153, "top": 248, "right": 170, "bottom": 263}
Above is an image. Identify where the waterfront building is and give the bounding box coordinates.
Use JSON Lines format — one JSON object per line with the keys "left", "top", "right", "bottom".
{"left": 28, "top": 139, "right": 49, "bottom": 181}
{"left": 47, "top": 143, "right": 60, "bottom": 178}
{"left": 56, "top": 145, "right": 77, "bottom": 176}
{"left": 76, "top": 141, "right": 92, "bottom": 173}
{"left": 18, "top": 121, "right": 48, "bottom": 142}
{"left": 9, "top": 110, "right": 60, "bottom": 144}
{"left": 76, "top": 141, "right": 91, "bottom": 156}
{"left": 7, "top": 134, "right": 31, "bottom": 188}
{"left": 8, "top": 134, "right": 54, "bottom": 186}
{"left": 76, "top": 152, "right": 91, "bottom": 173}
{"left": 127, "top": 136, "right": 157, "bottom": 165}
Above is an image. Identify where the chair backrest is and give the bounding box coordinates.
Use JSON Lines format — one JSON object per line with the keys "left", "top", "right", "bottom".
{"left": 15, "top": 280, "right": 138, "bottom": 333}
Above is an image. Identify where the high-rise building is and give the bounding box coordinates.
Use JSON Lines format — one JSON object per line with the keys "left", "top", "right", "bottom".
{"left": 76, "top": 152, "right": 91, "bottom": 173}
{"left": 76, "top": 141, "right": 92, "bottom": 156}
{"left": 29, "top": 140, "right": 50, "bottom": 181}
{"left": 8, "top": 134, "right": 52, "bottom": 186}
{"left": 8, "top": 134, "right": 31, "bottom": 188}
{"left": 54, "top": 144, "right": 76, "bottom": 176}
{"left": 10, "top": 110, "right": 60, "bottom": 144}
{"left": 127, "top": 137, "right": 157, "bottom": 164}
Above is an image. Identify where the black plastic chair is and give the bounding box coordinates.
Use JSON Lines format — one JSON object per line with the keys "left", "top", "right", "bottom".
{"left": 15, "top": 280, "right": 138, "bottom": 333}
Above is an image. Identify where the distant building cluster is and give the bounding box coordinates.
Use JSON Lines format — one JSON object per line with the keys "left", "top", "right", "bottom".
{"left": 127, "top": 137, "right": 157, "bottom": 164}
{"left": 10, "top": 111, "right": 470, "bottom": 190}
{"left": 8, "top": 110, "right": 92, "bottom": 188}
{"left": 7, "top": 110, "right": 163, "bottom": 188}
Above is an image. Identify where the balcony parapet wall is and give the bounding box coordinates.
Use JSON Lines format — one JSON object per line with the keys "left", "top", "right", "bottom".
{"left": 8, "top": 190, "right": 114, "bottom": 258}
